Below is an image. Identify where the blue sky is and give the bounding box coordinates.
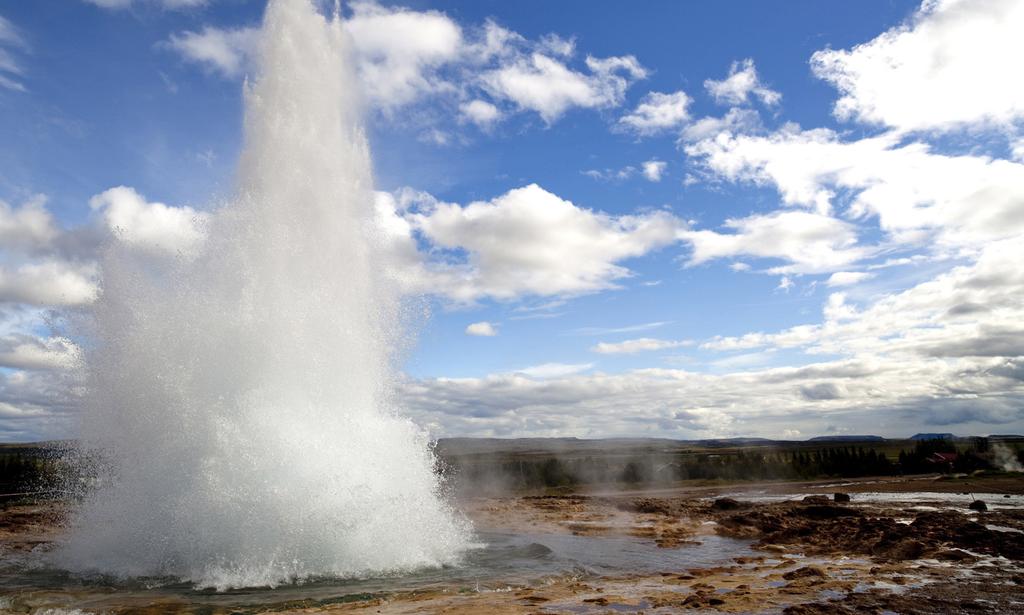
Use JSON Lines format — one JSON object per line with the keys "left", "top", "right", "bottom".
{"left": 2, "top": 0, "right": 1024, "bottom": 441}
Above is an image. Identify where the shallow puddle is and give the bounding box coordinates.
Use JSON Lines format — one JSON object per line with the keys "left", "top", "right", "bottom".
{"left": 0, "top": 531, "right": 756, "bottom": 612}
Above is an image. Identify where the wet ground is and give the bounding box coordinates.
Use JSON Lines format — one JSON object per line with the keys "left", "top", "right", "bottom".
{"left": 1, "top": 473, "right": 1022, "bottom": 614}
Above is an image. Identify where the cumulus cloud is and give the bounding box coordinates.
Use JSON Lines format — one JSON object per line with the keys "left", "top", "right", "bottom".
{"left": 89, "top": 186, "right": 209, "bottom": 257}
{"left": 680, "top": 210, "right": 868, "bottom": 274}
{"left": 465, "top": 321, "right": 497, "bottom": 336}
{"left": 618, "top": 90, "right": 691, "bottom": 136}
{"left": 482, "top": 53, "right": 646, "bottom": 123}
{"left": 346, "top": 0, "right": 463, "bottom": 109}
{"left": 166, "top": 3, "right": 646, "bottom": 126}
{"left": 685, "top": 126, "right": 1024, "bottom": 249}
{"left": 459, "top": 99, "right": 501, "bottom": 127}
{"left": 0, "top": 196, "right": 58, "bottom": 253}
{"left": 400, "top": 355, "right": 1024, "bottom": 438}
{"left": 679, "top": 107, "right": 761, "bottom": 143}
{"left": 0, "top": 335, "right": 80, "bottom": 371}
{"left": 811, "top": 0, "right": 1024, "bottom": 133}
{"left": 0, "top": 260, "right": 97, "bottom": 307}
{"left": 704, "top": 58, "right": 780, "bottom": 106}
{"left": 591, "top": 337, "right": 692, "bottom": 354}
{"left": 386, "top": 184, "right": 684, "bottom": 302}
{"left": 641, "top": 159, "right": 667, "bottom": 182}
{"left": 0, "top": 196, "right": 98, "bottom": 308}
{"left": 702, "top": 237, "right": 1024, "bottom": 362}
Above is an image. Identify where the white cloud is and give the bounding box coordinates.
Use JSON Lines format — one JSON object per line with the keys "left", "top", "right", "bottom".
{"left": 569, "top": 322, "right": 670, "bottom": 336}
{"left": 394, "top": 184, "right": 684, "bottom": 302}
{"left": 459, "top": 99, "right": 501, "bottom": 127}
{"left": 811, "top": 0, "right": 1024, "bottom": 133}
{"left": 685, "top": 126, "right": 1024, "bottom": 250}
{"left": 166, "top": 4, "right": 646, "bottom": 127}
{"left": 0, "top": 195, "right": 99, "bottom": 309}
{"left": 826, "top": 271, "right": 874, "bottom": 287}
{"left": 641, "top": 159, "right": 667, "bottom": 182}
{"left": 618, "top": 91, "right": 691, "bottom": 136}
{"left": 1011, "top": 137, "right": 1024, "bottom": 163}
{"left": 465, "top": 321, "right": 497, "bottom": 336}
{"left": 401, "top": 354, "right": 1024, "bottom": 438}
{"left": 346, "top": 1, "right": 463, "bottom": 109}
{"left": 0, "top": 185, "right": 204, "bottom": 310}
{"left": 0, "top": 16, "right": 26, "bottom": 49}
{"left": 0, "top": 196, "right": 58, "bottom": 253}
{"left": 539, "top": 33, "right": 574, "bottom": 58}
{"left": 0, "top": 15, "right": 27, "bottom": 92}
{"left": 679, "top": 107, "right": 761, "bottom": 143}
{"left": 581, "top": 166, "right": 635, "bottom": 182}
{"left": 776, "top": 276, "right": 793, "bottom": 292}
{"left": 85, "top": 0, "right": 207, "bottom": 8}
{"left": 515, "top": 362, "right": 593, "bottom": 379}
{"left": 89, "top": 186, "right": 209, "bottom": 257}
{"left": 482, "top": 52, "right": 646, "bottom": 123}
{"left": 166, "top": 26, "right": 258, "bottom": 78}
{"left": 0, "top": 335, "right": 80, "bottom": 370}
{"left": 704, "top": 58, "right": 780, "bottom": 106}
{"left": 591, "top": 337, "right": 692, "bottom": 354}
{"left": 0, "top": 260, "right": 97, "bottom": 307}
{"left": 703, "top": 237, "right": 1024, "bottom": 362}
{"left": 680, "top": 210, "right": 868, "bottom": 274}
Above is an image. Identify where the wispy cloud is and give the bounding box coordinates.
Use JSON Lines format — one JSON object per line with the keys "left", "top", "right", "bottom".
{"left": 591, "top": 337, "right": 693, "bottom": 354}
{"left": 568, "top": 321, "right": 671, "bottom": 336}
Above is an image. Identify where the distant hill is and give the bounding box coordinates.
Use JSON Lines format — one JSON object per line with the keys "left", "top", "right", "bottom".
{"left": 808, "top": 435, "right": 885, "bottom": 442}
{"left": 910, "top": 433, "right": 955, "bottom": 440}
{"left": 697, "top": 437, "right": 779, "bottom": 447}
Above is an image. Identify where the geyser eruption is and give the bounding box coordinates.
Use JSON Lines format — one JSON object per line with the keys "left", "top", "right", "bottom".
{"left": 58, "top": 0, "right": 470, "bottom": 589}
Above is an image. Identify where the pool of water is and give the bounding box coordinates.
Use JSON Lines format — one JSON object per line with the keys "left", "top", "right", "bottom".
{"left": 0, "top": 531, "right": 757, "bottom": 612}
{"left": 718, "top": 491, "right": 1024, "bottom": 510}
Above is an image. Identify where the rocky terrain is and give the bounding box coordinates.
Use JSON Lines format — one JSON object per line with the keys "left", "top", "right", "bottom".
{"left": 1, "top": 473, "right": 1022, "bottom": 613}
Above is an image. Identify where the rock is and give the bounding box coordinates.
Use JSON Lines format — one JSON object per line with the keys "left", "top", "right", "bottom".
{"left": 969, "top": 499, "right": 988, "bottom": 512}
{"left": 833, "top": 492, "right": 851, "bottom": 503}
{"left": 712, "top": 497, "right": 744, "bottom": 510}
{"left": 798, "top": 493, "right": 831, "bottom": 503}
{"left": 802, "top": 495, "right": 831, "bottom": 505}
{"left": 782, "top": 565, "right": 828, "bottom": 580}
{"left": 798, "top": 505, "right": 860, "bottom": 519}
{"left": 936, "top": 548, "right": 977, "bottom": 562}
{"left": 784, "top": 605, "right": 857, "bottom": 615}
{"left": 877, "top": 538, "right": 927, "bottom": 560}
{"left": 629, "top": 498, "right": 673, "bottom": 514}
